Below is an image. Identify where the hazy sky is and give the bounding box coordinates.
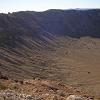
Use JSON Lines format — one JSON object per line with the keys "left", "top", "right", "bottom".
{"left": 0, "top": 0, "right": 100, "bottom": 13}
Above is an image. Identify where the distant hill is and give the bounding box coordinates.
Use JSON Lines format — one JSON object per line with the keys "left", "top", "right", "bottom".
{"left": 0, "top": 9, "right": 100, "bottom": 47}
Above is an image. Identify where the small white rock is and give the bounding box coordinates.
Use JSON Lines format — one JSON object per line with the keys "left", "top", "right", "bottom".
{"left": 66, "top": 95, "right": 83, "bottom": 100}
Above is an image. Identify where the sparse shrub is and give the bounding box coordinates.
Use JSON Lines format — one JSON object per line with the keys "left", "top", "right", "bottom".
{"left": 14, "top": 79, "right": 19, "bottom": 83}
{"left": 0, "top": 82, "right": 7, "bottom": 90}
{"left": 0, "top": 76, "right": 9, "bottom": 80}
{"left": 0, "top": 72, "right": 9, "bottom": 80}
{"left": 52, "top": 95, "right": 58, "bottom": 100}
{"left": 19, "top": 80, "right": 24, "bottom": 84}
{"left": 57, "top": 90, "right": 66, "bottom": 97}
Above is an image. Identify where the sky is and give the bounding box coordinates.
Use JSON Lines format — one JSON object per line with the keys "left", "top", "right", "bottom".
{"left": 0, "top": 0, "right": 100, "bottom": 13}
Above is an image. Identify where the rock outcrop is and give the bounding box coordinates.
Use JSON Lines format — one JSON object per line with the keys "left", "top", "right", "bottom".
{"left": 0, "top": 79, "right": 95, "bottom": 100}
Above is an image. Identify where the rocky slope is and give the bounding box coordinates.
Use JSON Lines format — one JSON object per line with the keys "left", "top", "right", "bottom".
{"left": 0, "top": 78, "right": 95, "bottom": 100}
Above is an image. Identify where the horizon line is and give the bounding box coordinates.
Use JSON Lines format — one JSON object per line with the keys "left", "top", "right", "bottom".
{"left": 0, "top": 8, "right": 100, "bottom": 14}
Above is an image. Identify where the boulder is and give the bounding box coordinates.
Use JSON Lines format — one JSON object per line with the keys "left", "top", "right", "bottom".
{"left": 66, "top": 95, "right": 83, "bottom": 100}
